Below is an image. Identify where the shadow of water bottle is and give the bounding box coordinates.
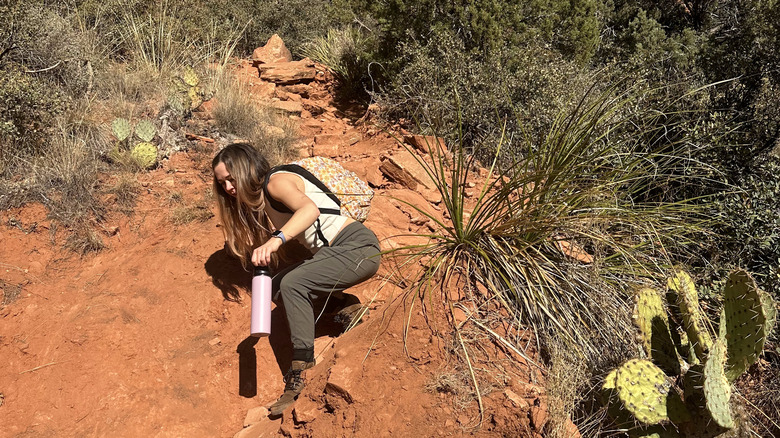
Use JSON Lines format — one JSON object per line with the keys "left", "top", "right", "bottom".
{"left": 237, "top": 336, "right": 259, "bottom": 397}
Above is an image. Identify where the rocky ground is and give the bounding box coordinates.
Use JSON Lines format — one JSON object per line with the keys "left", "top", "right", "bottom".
{"left": 0, "top": 37, "right": 567, "bottom": 437}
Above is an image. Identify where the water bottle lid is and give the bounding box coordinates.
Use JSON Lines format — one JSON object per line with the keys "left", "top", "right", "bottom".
{"left": 253, "top": 265, "right": 272, "bottom": 276}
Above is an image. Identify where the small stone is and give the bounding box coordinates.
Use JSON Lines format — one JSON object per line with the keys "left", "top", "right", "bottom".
{"left": 504, "top": 389, "right": 528, "bottom": 409}
{"left": 293, "top": 397, "right": 320, "bottom": 424}
{"left": 529, "top": 406, "right": 548, "bottom": 431}
{"left": 243, "top": 406, "right": 268, "bottom": 427}
{"left": 209, "top": 337, "right": 221, "bottom": 346}
{"left": 326, "top": 363, "right": 355, "bottom": 403}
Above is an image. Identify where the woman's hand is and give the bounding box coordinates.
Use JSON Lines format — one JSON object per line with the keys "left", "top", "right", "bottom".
{"left": 251, "top": 236, "right": 283, "bottom": 266}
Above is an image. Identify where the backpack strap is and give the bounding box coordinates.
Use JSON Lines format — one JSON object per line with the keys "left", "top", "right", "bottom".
{"left": 262, "top": 165, "right": 340, "bottom": 246}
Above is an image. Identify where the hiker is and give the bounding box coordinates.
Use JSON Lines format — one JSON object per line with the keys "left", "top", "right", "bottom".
{"left": 211, "top": 143, "right": 380, "bottom": 416}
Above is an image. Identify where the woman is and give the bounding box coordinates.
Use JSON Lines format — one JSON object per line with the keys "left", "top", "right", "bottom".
{"left": 212, "top": 143, "right": 380, "bottom": 416}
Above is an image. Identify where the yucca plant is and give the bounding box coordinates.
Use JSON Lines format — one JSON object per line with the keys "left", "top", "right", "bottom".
{"left": 389, "top": 81, "right": 712, "bottom": 366}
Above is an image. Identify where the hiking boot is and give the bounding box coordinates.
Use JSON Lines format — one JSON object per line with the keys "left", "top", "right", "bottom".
{"left": 268, "top": 360, "right": 315, "bottom": 416}
{"left": 333, "top": 303, "right": 370, "bottom": 332}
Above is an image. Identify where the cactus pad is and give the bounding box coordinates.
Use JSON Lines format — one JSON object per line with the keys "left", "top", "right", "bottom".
{"left": 112, "top": 118, "right": 131, "bottom": 141}
{"left": 135, "top": 120, "right": 156, "bottom": 143}
{"left": 131, "top": 142, "right": 158, "bottom": 169}
{"left": 761, "top": 289, "right": 777, "bottom": 336}
{"left": 615, "top": 359, "right": 679, "bottom": 425}
{"left": 723, "top": 269, "right": 767, "bottom": 382}
{"left": 628, "top": 425, "right": 681, "bottom": 438}
{"left": 633, "top": 287, "right": 681, "bottom": 375}
{"left": 702, "top": 339, "right": 734, "bottom": 429}
{"left": 182, "top": 66, "right": 200, "bottom": 87}
{"left": 187, "top": 86, "right": 202, "bottom": 109}
{"left": 668, "top": 270, "right": 712, "bottom": 363}
{"left": 602, "top": 369, "right": 635, "bottom": 427}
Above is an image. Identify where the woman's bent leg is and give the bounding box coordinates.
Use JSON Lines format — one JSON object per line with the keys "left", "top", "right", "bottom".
{"left": 278, "top": 223, "right": 380, "bottom": 359}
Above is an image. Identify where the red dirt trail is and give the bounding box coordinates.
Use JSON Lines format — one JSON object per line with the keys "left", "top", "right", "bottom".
{"left": 0, "top": 58, "right": 551, "bottom": 437}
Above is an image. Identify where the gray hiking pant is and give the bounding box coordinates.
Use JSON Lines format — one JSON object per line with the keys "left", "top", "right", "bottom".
{"left": 274, "top": 221, "right": 380, "bottom": 352}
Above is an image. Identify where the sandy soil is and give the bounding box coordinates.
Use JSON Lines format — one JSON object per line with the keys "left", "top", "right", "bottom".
{"left": 0, "top": 58, "right": 553, "bottom": 438}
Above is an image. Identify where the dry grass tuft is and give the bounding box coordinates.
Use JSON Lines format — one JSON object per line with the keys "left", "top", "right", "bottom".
{"left": 106, "top": 174, "right": 141, "bottom": 214}
{"left": 65, "top": 224, "right": 106, "bottom": 255}
{"left": 210, "top": 70, "right": 299, "bottom": 165}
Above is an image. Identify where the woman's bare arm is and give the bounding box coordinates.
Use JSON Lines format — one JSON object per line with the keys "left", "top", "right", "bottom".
{"left": 251, "top": 173, "right": 320, "bottom": 266}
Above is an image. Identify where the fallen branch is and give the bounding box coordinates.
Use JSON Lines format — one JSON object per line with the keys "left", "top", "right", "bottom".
{"left": 26, "top": 60, "right": 62, "bottom": 74}
{"left": 185, "top": 133, "right": 215, "bottom": 143}
{"left": 19, "top": 361, "right": 58, "bottom": 374}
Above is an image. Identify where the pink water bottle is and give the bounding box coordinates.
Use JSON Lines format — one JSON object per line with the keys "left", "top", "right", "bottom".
{"left": 250, "top": 266, "right": 272, "bottom": 337}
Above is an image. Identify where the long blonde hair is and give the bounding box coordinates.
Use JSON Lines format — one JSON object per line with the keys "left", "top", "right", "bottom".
{"left": 212, "top": 143, "right": 272, "bottom": 269}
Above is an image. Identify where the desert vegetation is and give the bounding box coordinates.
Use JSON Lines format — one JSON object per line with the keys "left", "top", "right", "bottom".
{"left": 2, "top": 0, "right": 778, "bottom": 436}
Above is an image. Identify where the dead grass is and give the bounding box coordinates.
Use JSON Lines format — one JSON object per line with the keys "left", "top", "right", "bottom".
{"left": 106, "top": 174, "right": 141, "bottom": 214}
{"left": 543, "top": 339, "right": 589, "bottom": 438}
{"left": 169, "top": 190, "right": 214, "bottom": 225}
{"left": 210, "top": 69, "right": 299, "bottom": 165}
{"left": 65, "top": 223, "right": 106, "bottom": 255}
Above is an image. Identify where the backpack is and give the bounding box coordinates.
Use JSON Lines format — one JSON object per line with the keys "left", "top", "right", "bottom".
{"left": 263, "top": 156, "right": 373, "bottom": 222}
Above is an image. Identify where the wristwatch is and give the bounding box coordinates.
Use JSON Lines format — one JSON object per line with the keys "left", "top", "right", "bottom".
{"left": 271, "top": 230, "right": 287, "bottom": 244}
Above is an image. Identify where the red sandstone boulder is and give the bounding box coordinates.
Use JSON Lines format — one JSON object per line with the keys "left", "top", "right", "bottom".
{"left": 251, "top": 34, "right": 292, "bottom": 66}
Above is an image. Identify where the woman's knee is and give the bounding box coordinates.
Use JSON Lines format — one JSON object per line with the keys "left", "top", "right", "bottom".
{"left": 278, "top": 271, "right": 309, "bottom": 299}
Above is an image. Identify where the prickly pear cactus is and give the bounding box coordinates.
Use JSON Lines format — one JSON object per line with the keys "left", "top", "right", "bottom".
{"left": 187, "top": 86, "right": 202, "bottom": 109}
{"left": 131, "top": 142, "right": 157, "bottom": 169}
{"left": 182, "top": 66, "right": 200, "bottom": 87}
{"left": 614, "top": 359, "right": 688, "bottom": 425}
{"left": 702, "top": 339, "right": 734, "bottom": 429}
{"left": 633, "top": 288, "right": 681, "bottom": 375}
{"left": 628, "top": 425, "right": 682, "bottom": 438}
{"left": 601, "top": 369, "right": 634, "bottom": 427}
{"left": 668, "top": 270, "right": 713, "bottom": 362}
{"left": 722, "top": 270, "right": 768, "bottom": 382}
{"left": 112, "top": 118, "right": 132, "bottom": 142}
{"left": 604, "top": 269, "right": 772, "bottom": 437}
{"left": 134, "top": 119, "right": 156, "bottom": 143}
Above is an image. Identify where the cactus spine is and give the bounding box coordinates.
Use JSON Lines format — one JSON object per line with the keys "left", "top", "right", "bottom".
{"left": 603, "top": 269, "right": 776, "bottom": 437}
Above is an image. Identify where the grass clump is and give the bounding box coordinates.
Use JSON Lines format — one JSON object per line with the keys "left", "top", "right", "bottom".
{"left": 301, "top": 26, "right": 378, "bottom": 99}
{"left": 211, "top": 71, "right": 298, "bottom": 165}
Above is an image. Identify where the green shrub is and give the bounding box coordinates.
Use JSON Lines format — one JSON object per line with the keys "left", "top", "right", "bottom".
{"left": 0, "top": 67, "right": 65, "bottom": 167}
{"left": 375, "top": 29, "right": 590, "bottom": 164}
{"left": 354, "top": 0, "right": 605, "bottom": 63}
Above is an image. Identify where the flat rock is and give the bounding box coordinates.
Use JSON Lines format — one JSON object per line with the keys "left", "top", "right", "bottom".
{"left": 325, "top": 362, "right": 355, "bottom": 403}
{"left": 244, "top": 406, "right": 269, "bottom": 427}
{"left": 251, "top": 34, "right": 292, "bottom": 65}
{"left": 251, "top": 81, "right": 276, "bottom": 99}
{"left": 270, "top": 100, "right": 303, "bottom": 115}
{"left": 259, "top": 59, "right": 316, "bottom": 85}
{"left": 292, "top": 397, "right": 320, "bottom": 424}
{"left": 379, "top": 150, "right": 436, "bottom": 191}
{"left": 312, "top": 143, "right": 340, "bottom": 158}
{"left": 279, "top": 84, "right": 311, "bottom": 98}
{"left": 404, "top": 134, "right": 448, "bottom": 158}
{"left": 233, "top": 414, "right": 279, "bottom": 438}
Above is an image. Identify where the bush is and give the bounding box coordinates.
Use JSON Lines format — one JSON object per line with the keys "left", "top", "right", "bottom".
{"left": 375, "top": 29, "right": 590, "bottom": 164}
{"left": 0, "top": 68, "right": 65, "bottom": 168}
{"left": 354, "top": 0, "right": 605, "bottom": 64}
